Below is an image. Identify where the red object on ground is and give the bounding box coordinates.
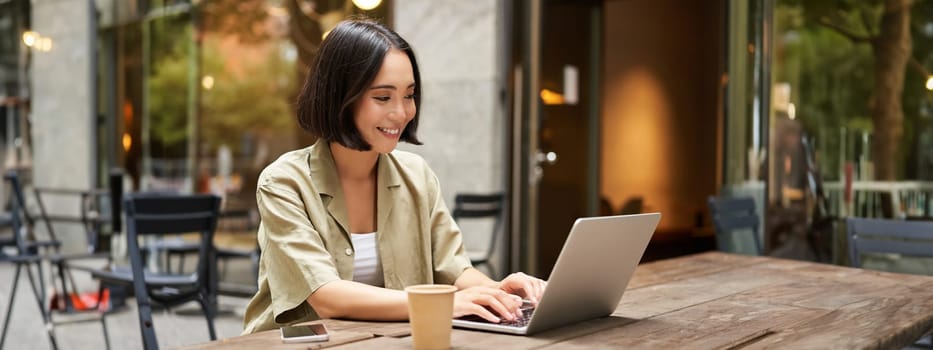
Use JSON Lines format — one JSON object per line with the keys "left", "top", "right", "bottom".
{"left": 49, "top": 288, "right": 111, "bottom": 312}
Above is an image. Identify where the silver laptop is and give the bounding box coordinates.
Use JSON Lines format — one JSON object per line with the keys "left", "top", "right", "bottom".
{"left": 452, "top": 213, "right": 660, "bottom": 335}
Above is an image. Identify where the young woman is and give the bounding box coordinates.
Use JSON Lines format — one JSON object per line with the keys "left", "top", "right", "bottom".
{"left": 242, "top": 19, "right": 545, "bottom": 334}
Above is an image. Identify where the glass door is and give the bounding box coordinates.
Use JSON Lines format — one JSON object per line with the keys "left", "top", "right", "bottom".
{"left": 512, "top": 0, "right": 601, "bottom": 277}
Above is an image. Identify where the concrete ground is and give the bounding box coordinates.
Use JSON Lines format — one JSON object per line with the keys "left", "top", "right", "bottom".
{"left": 0, "top": 234, "right": 257, "bottom": 350}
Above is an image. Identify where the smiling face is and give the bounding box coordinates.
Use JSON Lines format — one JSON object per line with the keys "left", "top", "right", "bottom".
{"left": 352, "top": 49, "right": 417, "bottom": 154}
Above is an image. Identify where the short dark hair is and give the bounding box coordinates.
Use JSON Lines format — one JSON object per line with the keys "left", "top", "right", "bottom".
{"left": 296, "top": 19, "right": 423, "bottom": 151}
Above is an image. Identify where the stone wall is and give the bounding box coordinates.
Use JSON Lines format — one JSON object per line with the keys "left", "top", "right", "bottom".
{"left": 394, "top": 0, "right": 509, "bottom": 277}
{"left": 31, "top": 0, "right": 94, "bottom": 252}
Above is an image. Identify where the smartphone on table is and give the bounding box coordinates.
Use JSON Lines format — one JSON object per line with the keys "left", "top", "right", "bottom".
{"left": 280, "top": 323, "right": 330, "bottom": 343}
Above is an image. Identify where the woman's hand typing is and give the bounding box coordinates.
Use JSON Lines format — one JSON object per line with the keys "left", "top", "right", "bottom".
{"left": 452, "top": 286, "right": 523, "bottom": 323}
{"left": 498, "top": 272, "right": 547, "bottom": 304}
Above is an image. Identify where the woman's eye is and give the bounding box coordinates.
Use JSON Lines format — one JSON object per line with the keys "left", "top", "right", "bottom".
{"left": 404, "top": 94, "right": 416, "bottom": 100}
{"left": 373, "top": 96, "right": 390, "bottom": 102}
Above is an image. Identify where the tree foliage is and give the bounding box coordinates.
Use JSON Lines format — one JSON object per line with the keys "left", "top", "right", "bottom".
{"left": 201, "top": 0, "right": 270, "bottom": 44}
{"left": 146, "top": 0, "right": 395, "bottom": 159}
{"left": 147, "top": 5, "right": 297, "bottom": 157}
{"left": 147, "top": 16, "right": 192, "bottom": 156}
{"left": 199, "top": 38, "right": 296, "bottom": 153}
{"left": 775, "top": 0, "right": 931, "bottom": 179}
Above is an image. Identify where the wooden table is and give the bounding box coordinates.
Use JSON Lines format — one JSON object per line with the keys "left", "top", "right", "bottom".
{"left": 183, "top": 252, "right": 933, "bottom": 349}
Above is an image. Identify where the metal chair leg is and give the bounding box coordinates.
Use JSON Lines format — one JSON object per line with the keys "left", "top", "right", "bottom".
{"left": 99, "top": 311, "right": 111, "bottom": 350}
{"left": 93, "top": 283, "right": 111, "bottom": 350}
{"left": 136, "top": 301, "right": 158, "bottom": 350}
{"left": 23, "top": 260, "right": 58, "bottom": 350}
{"left": 55, "top": 261, "right": 73, "bottom": 312}
{"left": 198, "top": 296, "right": 217, "bottom": 340}
{"left": 0, "top": 262, "right": 23, "bottom": 349}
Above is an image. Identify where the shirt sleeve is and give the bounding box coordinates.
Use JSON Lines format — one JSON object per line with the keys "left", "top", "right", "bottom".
{"left": 257, "top": 172, "right": 341, "bottom": 324}
{"left": 427, "top": 170, "right": 474, "bottom": 284}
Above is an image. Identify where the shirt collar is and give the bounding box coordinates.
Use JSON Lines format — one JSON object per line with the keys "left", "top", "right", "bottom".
{"left": 307, "top": 139, "right": 342, "bottom": 199}
{"left": 306, "top": 139, "right": 402, "bottom": 233}
{"left": 307, "top": 139, "right": 402, "bottom": 193}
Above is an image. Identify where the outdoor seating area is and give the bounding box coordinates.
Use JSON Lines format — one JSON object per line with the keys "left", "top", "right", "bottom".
{"left": 3, "top": 173, "right": 933, "bottom": 348}
{"left": 0, "top": 169, "right": 259, "bottom": 349}
{"left": 0, "top": 259, "right": 251, "bottom": 349}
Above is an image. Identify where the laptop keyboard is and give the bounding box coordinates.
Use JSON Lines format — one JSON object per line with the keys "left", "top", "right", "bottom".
{"left": 457, "top": 302, "right": 535, "bottom": 328}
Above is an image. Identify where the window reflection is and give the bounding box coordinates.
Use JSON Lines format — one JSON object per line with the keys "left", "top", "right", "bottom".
{"left": 766, "top": 1, "right": 933, "bottom": 262}
{"left": 100, "top": 0, "right": 393, "bottom": 217}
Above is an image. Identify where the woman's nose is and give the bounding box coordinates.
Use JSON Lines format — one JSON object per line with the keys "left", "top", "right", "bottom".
{"left": 390, "top": 100, "right": 410, "bottom": 120}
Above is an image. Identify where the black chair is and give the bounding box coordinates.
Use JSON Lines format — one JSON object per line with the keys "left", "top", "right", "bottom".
{"left": 846, "top": 217, "right": 933, "bottom": 268}
{"left": 708, "top": 196, "right": 763, "bottom": 255}
{"left": 0, "top": 170, "right": 113, "bottom": 350}
{"left": 127, "top": 185, "right": 254, "bottom": 297}
{"left": 451, "top": 193, "right": 504, "bottom": 278}
{"left": 0, "top": 172, "right": 55, "bottom": 349}
{"left": 847, "top": 217, "right": 933, "bottom": 346}
{"left": 91, "top": 193, "right": 221, "bottom": 350}
{"left": 159, "top": 208, "right": 259, "bottom": 297}
{"left": 36, "top": 186, "right": 117, "bottom": 314}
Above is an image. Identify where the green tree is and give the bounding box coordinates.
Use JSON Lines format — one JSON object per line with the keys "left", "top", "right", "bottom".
{"left": 782, "top": 0, "right": 930, "bottom": 180}
{"left": 201, "top": 0, "right": 269, "bottom": 44}
{"left": 199, "top": 39, "right": 296, "bottom": 153}
{"left": 148, "top": 17, "right": 192, "bottom": 156}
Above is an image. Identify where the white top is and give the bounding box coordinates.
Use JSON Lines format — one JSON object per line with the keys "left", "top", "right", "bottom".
{"left": 350, "top": 232, "right": 384, "bottom": 287}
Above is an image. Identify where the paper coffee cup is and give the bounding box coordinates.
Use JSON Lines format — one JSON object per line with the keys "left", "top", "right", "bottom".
{"left": 406, "top": 284, "right": 457, "bottom": 350}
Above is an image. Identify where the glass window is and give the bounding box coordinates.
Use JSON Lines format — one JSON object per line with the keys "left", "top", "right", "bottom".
{"left": 722, "top": 0, "right": 769, "bottom": 256}
{"left": 0, "top": 0, "right": 32, "bottom": 173}
{"left": 98, "top": 0, "right": 394, "bottom": 217}
{"left": 767, "top": 0, "right": 933, "bottom": 261}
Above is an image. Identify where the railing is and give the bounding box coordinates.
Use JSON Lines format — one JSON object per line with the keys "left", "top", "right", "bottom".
{"left": 823, "top": 181, "right": 933, "bottom": 219}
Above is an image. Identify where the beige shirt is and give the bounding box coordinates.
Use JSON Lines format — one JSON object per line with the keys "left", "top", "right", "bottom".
{"left": 242, "top": 140, "right": 473, "bottom": 334}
